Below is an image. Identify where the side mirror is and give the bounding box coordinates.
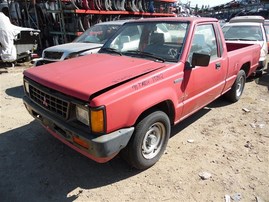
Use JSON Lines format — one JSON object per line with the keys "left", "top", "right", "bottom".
{"left": 191, "top": 52, "right": 210, "bottom": 67}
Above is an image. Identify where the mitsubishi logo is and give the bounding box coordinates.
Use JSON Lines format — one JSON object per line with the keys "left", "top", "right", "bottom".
{"left": 42, "top": 96, "right": 48, "bottom": 107}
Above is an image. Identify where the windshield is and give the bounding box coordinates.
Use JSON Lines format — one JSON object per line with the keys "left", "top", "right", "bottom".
{"left": 101, "top": 22, "right": 189, "bottom": 62}
{"left": 222, "top": 25, "right": 264, "bottom": 41}
{"left": 73, "top": 24, "right": 122, "bottom": 44}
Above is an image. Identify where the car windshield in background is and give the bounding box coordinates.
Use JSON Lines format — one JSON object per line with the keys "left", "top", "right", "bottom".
{"left": 73, "top": 24, "right": 121, "bottom": 44}
{"left": 101, "top": 22, "right": 189, "bottom": 62}
{"left": 222, "top": 25, "right": 263, "bottom": 41}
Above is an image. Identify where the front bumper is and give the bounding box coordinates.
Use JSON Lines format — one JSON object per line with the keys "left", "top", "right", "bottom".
{"left": 23, "top": 96, "right": 134, "bottom": 163}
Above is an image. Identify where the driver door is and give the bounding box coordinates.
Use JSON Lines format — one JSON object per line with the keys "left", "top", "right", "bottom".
{"left": 181, "top": 23, "right": 227, "bottom": 118}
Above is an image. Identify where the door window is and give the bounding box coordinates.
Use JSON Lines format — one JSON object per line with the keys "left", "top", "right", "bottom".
{"left": 188, "top": 24, "right": 218, "bottom": 63}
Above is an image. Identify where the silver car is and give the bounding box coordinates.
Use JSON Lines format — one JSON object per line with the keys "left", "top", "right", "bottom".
{"left": 35, "top": 20, "right": 128, "bottom": 66}
{"left": 222, "top": 16, "right": 268, "bottom": 76}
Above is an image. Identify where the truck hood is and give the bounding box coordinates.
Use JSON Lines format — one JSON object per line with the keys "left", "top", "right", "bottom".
{"left": 44, "top": 42, "right": 103, "bottom": 53}
{"left": 24, "top": 54, "right": 165, "bottom": 101}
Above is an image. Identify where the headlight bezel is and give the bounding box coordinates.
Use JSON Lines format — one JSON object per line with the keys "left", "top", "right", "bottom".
{"left": 75, "top": 104, "right": 106, "bottom": 134}
{"left": 76, "top": 104, "right": 90, "bottom": 126}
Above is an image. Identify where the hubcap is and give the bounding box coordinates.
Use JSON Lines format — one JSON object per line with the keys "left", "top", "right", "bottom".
{"left": 236, "top": 76, "right": 244, "bottom": 97}
{"left": 142, "top": 122, "right": 166, "bottom": 159}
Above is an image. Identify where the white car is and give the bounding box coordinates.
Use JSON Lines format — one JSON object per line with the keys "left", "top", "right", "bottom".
{"left": 35, "top": 20, "right": 128, "bottom": 66}
{"left": 222, "top": 16, "right": 268, "bottom": 77}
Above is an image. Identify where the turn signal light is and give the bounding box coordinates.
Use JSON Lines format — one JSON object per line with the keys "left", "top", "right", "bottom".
{"left": 91, "top": 108, "right": 105, "bottom": 133}
{"left": 73, "top": 136, "right": 89, "bottom": 149}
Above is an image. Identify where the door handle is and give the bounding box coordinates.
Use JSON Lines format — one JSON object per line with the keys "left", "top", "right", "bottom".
{"left": 215, "top": 62, "right": 221, "bottom": 70}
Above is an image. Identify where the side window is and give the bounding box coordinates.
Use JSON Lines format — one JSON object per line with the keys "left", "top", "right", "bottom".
{"left": 188, "top": 24, "right": 218, "bottom": 63}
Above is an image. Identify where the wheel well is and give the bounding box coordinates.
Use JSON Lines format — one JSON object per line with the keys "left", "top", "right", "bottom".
{"left": 135, "top": 100, "right": 175, "bottom": 126}
{"left": 241, "top": 62, "right": 250, "bottom": 76}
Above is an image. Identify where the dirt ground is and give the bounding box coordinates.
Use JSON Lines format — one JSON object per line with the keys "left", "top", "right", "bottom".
{"left": 0, "top": 63, "right": 268, "bottom": 202}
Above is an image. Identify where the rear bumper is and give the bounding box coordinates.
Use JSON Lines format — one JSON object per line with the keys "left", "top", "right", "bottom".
{"left": 257, "top": 59, "right": 267, "bottom": 71}
{"left": 250, "top": 59, "right": 267, "bottom": 78}
{"left": 23, "top": 96, "right": 134, "bottom": 163}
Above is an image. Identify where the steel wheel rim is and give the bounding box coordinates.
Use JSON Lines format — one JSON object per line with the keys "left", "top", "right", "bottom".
{"left": 236, "top": 76, "right": 244, "bottom": 97}
{"left": 142, "top": 122, "right": 166, "bottom": 159}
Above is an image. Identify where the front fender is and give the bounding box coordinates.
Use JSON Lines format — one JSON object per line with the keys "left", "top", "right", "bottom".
{"left": 128, "top": 86, "right": 179, "bottom": 125}
{"left": 103, "top": 77, "right": 183, "bottom": 133}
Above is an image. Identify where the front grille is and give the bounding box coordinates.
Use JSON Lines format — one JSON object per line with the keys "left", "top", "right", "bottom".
{"left": 44, "top": 51, "right": 63, "bottom": 60}
{"left": 29, "top": 85, "right": 69, "bottom": 119}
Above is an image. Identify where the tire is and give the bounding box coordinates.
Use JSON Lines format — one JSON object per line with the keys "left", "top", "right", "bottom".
{"left": 224, "top": 69, "right": 246, "bottom": 102}
{"left": 24, "top": 55, "right": 32, "bottom": 62}
{"left": 121, "top": 111, "right": 171, "bottom": 170}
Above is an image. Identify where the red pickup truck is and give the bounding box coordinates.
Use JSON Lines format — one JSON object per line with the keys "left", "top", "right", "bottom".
{"left": 23, "top": 17, "right": 260, "bottom": 169}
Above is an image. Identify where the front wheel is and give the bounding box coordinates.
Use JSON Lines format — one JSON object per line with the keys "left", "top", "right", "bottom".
{"left": 121, "top": 111, "right": 171, "bottom": 170}
{"left": 224, "top": 69, "right": 246, "bottom": 103}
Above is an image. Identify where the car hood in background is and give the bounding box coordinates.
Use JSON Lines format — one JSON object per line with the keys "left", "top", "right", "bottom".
{"left": 44, "top": 42, "right": 103, "bottom": 53}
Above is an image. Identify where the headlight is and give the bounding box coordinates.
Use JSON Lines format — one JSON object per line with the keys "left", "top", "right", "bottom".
{"left": 76, "top": 105, "right": 106, "bottom": 133}
{"left": 76, "top": 105, "right": 90, "bottom": 126}
{"left": 90, "top": 107, "right": 106, "bottom": 133}
{"left": 24, "top": 81, "right": 30, "bottom": 94}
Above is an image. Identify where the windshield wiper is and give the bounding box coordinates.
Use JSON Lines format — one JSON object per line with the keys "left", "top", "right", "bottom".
{"left": 225, "top": 38, "right": 241, "bottom": 41}
{"left": 239, "top": 38, "right": 259, "bottom": 41}
{"left": 100, "top": 47, "right": 122, "bottom": 56}
{"left": 124, "top": 50, "right": 165, "bottom": 62}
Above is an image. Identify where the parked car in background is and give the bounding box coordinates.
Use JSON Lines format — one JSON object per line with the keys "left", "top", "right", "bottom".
{"left": 1, "top": 11, "right": 40, "bottom": 63}
{"left": 34, "top": 20, "right": 128, "bottom": 66}
{"left": 14, "top": 27, "right": 40, "bottom": 62}
{"left": 222, "top": 16, "right": 268, "bottom": 77}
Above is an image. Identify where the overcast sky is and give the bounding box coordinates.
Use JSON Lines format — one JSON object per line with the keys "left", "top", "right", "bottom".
{"left": 182, "top": 0, "right": 232, "bottom": 8}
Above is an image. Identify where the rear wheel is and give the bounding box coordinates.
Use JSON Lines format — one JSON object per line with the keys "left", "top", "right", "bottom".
{"left": 224, "top": 69, "right": 246, "bottom": 102}
{"left": 121, "top": 111, "right": 171, "bottom": 170}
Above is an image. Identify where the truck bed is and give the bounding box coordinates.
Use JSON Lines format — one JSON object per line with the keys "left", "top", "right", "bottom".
{"left": 222, "top": 42, "right": 260, "bottom": 93}
{"left": 226, "top": 42, "right": 256, "bottom": 52}
{"left": 226, "top": 42, "right": 260, "bottom": 77}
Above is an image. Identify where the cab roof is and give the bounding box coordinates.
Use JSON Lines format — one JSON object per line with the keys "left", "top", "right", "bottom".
{"left": 125, "top": 17, "right": 218, "bottom": 24}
